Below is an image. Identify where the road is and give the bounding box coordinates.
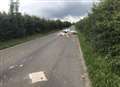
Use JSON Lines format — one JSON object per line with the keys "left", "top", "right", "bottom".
{"left": 0, "top": 31, "right": 90, "bottom": 87}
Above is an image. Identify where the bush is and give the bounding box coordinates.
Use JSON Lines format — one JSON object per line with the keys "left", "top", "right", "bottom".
{"left": 76, "top": 0, "right": 120, "bottom": 75}
{"left": 0, "top": 13, "right": 71, "bottom": 41}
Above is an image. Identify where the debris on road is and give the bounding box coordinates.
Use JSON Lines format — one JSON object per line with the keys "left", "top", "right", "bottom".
{"left": 29, "top": 71, "right": 48, "bottom": 84}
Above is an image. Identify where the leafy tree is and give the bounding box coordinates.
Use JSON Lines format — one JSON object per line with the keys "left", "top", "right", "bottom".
{"left": 76, "top": 0, "right": 120, "bottom": 75}
{"left": 0, "top": 13, "right": 71, "bottom": 41}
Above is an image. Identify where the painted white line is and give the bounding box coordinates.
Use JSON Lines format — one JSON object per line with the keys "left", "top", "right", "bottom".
{"left": 29, "top": 71, "right": 48, "bottom": 84}
{"left": 9, "top": 65, "right": 15, "bottom": 70}
{"left": 19, "top": 64, "right": 24, "bottom": 68}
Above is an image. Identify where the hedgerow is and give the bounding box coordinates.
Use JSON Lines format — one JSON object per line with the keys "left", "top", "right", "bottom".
{"left": 76, "top": 0, "right": 120, "bottom": 76}
{"left": 0, "top": 13, "right": 71, "bottom": 41}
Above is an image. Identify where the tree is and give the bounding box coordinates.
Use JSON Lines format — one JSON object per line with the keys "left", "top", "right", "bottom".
{"left": 76, "top": 0, "right": 120, "bottom": 75}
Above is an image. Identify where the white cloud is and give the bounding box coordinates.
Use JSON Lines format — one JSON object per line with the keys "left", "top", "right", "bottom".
{"left": 0, "top": 0, "right": 99, "bottom": 20}
{"left": 0, "top": 0, "right": 9, "bottom": 12}
{"left": 19, "top": 0, "right": 66, "bottom": 17}
{"left": 53, "top": 15, "right": 86, "bottom": 23}
{"left": 61, "top": 15, "right": 86, "bottom": 23}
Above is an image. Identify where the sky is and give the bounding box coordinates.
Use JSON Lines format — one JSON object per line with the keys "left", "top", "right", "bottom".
{"left": 0, "top": 0, "right": 99, "bottom": 23}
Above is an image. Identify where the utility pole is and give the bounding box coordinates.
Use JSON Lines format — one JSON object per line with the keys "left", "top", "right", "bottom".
{"left": 9, "top": 0, "right": 19, "bottom": 15}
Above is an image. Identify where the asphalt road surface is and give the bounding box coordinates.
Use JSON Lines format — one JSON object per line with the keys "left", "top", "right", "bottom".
{"left": 0, "top": 32, "right": 90, "bottom": 87}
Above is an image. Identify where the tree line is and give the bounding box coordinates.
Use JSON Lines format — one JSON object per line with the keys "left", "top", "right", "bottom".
{"left": 76, "top": 0, "right": 120, "bottom": 75}
{"left": 0, "top": 12, "right": 71, "bottom": 41}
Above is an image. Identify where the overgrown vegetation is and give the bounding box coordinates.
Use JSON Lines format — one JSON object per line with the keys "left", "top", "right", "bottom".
{"left": 77, "top": 32, "right": 120, "bottom": 87}
{"left": 76, "top": 0, "right": 120, "bottom": 86}
{"left": 0, "top": 12, "right": 71, "bottom": 41}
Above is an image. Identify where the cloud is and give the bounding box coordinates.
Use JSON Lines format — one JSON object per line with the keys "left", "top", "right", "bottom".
{"left": 19, "top": 0, "right": 98, "bottom": 18}
{"left": 0, "top": 0, "right": 9, "bottom": 12}
{"left": 0, "top": 0, "right": 99, "bottom": 21}
{"left": 60, "top": 15, "right": 86, "bottom": 23}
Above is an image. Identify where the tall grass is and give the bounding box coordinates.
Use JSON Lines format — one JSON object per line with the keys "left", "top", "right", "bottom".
{"left": 77, "top": 32, "right": 120, "bottom": 87}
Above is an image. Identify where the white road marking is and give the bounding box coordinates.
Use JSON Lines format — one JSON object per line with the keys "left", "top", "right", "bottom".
{"left": 29, "top": 71, "right": 48, "bottom": 84}
{"left": 19, "top": 64, "right": 24, "bottom": 68}
{"left": 9, "top": 65, "right": 15, "bottom": 70}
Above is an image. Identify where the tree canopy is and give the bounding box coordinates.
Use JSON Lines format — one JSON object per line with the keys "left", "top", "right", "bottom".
{"left": 0, "top": 13, "right": 71, "bottom": 41}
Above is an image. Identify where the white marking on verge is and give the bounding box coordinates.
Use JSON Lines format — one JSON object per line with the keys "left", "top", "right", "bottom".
{"left": 29, "top": 71, "right": 48, "bottom": 84}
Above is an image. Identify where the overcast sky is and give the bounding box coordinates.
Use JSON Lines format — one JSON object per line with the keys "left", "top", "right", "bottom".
{"left": 0, "top": 0, "right": 99, "bottom": 22}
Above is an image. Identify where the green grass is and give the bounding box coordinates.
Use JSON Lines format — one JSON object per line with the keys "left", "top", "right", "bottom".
{"left": 77, "top": 32, "right": 120, "bottom": 87}
{"left": 0, "top": 30, "right": 57, "bottom": 50}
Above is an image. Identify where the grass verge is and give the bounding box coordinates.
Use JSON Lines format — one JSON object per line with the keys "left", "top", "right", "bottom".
{"left": 0, "top": 30, "right": 57, "bottom": 50}
{"left": 77, "top": 32, "right": 120, "bottom": 87}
